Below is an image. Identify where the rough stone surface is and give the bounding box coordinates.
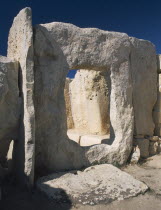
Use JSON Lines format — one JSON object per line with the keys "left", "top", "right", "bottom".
{"left": 64, "top": 78, "right": 74, "bottom": 129}
{"left": 136, "top": 139, "right": 149, "bottom": 158}
{"left": 0, "top": 56, "right": 19, "bottom": 165}
{"left": 34, "top": 22, "right": 134, "bottom": 172}
{"left": 130, "top": 37, "right": 157, "bottom": 136}
{"left": 70, "top": 70, "right": 110, "bottom": 135}
{"left": 7, "top": 8, "right": 35, "bottom": 185}
{"left": 149, "top": 142, "right": 158, "bottom": 156}
{"left": 148, "top": 136, "right": 159, "bottom": 142}
{"left": 130, "top": 146, "right": 140, "bottom": 164}
{"left": 153, "top": 74, "right": 161, "bottom": 136}
{"left": 37, "top": 164, "right": 148, "bottom": 205}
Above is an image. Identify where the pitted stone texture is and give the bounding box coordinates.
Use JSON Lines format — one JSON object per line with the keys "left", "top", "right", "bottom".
{"left": 130, "top": 146, "right": 140, "bottom": 164}
{"left": 64, "top": 78, "right": 74, "bottom": 129}
{"left": 70, "top": 70, "right": 110, "bottom": 135}
{"left": 153, "top": 74, "right": 161, "bottom": 136}
{"left": 0, "top": 56, "right": 19, "bottom": 165}
{"left": 7, "top": 8, "right": 35, "bottom": 185}
{"left": 37, "top": 164, "right": 148, "bottom": 205}
{"left": 130, "top": 37, "right": 157, "bottom": 136}
{"left": 34, "top": 22, "right": 134, "bottom": 172}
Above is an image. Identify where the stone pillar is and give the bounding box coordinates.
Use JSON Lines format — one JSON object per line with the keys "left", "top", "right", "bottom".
{"left": 7, "top": 8, "right": 35, "bottom": 186}
{"left": 153, "top": 55, "right": 161, "bottom": 136}
{"left": 70, "top": 70, "right": 110, "bottom": 135}
{"left": 64, "top": 78, "right": 74, "bottom": 129}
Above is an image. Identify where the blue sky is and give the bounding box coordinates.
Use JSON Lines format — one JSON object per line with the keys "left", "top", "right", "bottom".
{"left": 0, "top": 0, "right": 161, "bottom": 76}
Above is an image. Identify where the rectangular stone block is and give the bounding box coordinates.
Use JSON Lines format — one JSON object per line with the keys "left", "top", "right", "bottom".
{"left": 80, "top": 134, "right": 110, "bottom": 146}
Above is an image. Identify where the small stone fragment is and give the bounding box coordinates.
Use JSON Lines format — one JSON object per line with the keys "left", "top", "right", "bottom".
{"left": 149, "top": 142, "right": 159, "bottom": 156}
{"left": 148, "top": 136, "right": 159, "bottom": 142}
{"left": 130, "top": 146, "right": 140, "bottom": 164}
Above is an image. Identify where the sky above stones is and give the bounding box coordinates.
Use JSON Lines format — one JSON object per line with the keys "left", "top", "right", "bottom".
{"left": 0, "top": 0, "right": 161, "bottom": 77}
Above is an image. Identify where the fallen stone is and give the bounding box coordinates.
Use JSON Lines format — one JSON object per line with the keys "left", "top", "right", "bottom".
{"left": 37, "top": 164, "right": 148, "bottom": 205}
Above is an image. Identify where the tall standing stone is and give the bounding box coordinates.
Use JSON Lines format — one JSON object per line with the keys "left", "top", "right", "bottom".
{"left": 7, "top": 8, "right": 35, "bottom": 185}
{"left": 70, "top": 70, "right": 110, "bottom": 135}
{"left": 130, "top": 38, "right": 157, "bottom": 136}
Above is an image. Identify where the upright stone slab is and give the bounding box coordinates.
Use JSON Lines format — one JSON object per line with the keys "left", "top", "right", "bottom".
{"left": 7, "top": 8, "right": 35, "bottom": 185}
{"left": 64, "top": 78, "right": 74, "bottom": 129}
{"left": 130, "top": 37, "right": 157, "bottom": 136}
{"left": 70, "top": 70, "right": 110, "bottom": 135}
{"left": 0, "top": 56, "right": 19, "bottom": 165}
{"left": 153, "top": 74, "right": 161, "bottom": 136}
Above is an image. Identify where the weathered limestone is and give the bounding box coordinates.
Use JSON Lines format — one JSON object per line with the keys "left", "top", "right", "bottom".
{"left": 67, "top": 129, "right": 110, "bottom": 146}
{"left": 0, "top": 56, "right": 19, "bottom": 165}
{"left": 134, "top": 138, "right": 149, "bottom": 158}
{"left": 70, "top": 70, "right": 110, "bottom": 135}
{"left": 130, "top": 146, "right": 140, "bottom": 164}
{"left": 153, "top": 74, "right": 161, "bottom": 136}
{"left": 80, "top": 134, "right": 110, "bottom": 146}
{"left": 157, "top": 54, "right": 161, "bottom": 73}
{"left": 0, "top": 8, "right": 156, "bottom": 180}
{"left": 37, "top": 164, "right": 148, "bottom": 205}
{"left": 130, "top": 37, "right": 157, "bottom": 136}
{"left": 34, "top": 22, "right": 134, "bottom": 172}
{"left": 149, "top": 142, "right": 158, "bottom": 156}
{"left": 7, "top": 8, "right": 35, "bottom": 185}
{"left": 64, "top": 78, "right": 74, "bottom": 129}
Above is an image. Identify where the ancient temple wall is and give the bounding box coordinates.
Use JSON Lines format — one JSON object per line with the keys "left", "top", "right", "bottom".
{"left": 69, "top": 69, "right": 110, "bottom": 135}
{"left": 0, "top": 8, "right": 158, "bottom": 183}
{"left": 0, "top": 57, "right": 19, "bottom": 166}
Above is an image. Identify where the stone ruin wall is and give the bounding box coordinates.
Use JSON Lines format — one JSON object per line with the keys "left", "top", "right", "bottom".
{"left": 0, "top": 7, "right": 160, "bottom": 186}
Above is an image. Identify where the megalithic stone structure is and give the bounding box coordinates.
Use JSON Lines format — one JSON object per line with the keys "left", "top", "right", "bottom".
{"left": 7, "top": 8, "right": 35, "bottom": 186}
{"left": 0, "top": 7, "right": 157, "bottom": 186}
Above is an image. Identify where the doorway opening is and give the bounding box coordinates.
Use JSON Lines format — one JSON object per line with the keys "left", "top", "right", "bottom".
{"left": 64, "top": 69, "right": 111, "bottom": 146}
